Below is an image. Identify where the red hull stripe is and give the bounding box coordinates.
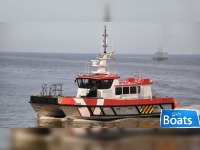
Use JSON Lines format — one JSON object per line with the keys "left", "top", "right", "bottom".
{"left": 103, "top": 98, "right": 174, "bottom": 106}
{"left": 60, "top": 97, "right": 76, "bottom": 105}
{"left": 83, "top": 98, "right": 98, "bottom": 105}
{"left": 59, "top": 97, "right": 174, "bottom": 106}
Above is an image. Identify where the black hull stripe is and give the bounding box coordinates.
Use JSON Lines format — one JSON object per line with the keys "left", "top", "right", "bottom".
{"left": 62, "top": 104, "right": 173, "bottom": 117}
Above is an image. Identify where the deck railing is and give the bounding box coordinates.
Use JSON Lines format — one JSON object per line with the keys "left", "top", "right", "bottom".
{"left": 40, "top": 84, "right": 63, "bottom": 97}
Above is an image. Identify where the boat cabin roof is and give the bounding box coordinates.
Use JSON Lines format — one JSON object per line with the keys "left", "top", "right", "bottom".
{"left": 76, "top": 74, "right": 120, "bottom": 80}
{"left": 115, "top": 78, "right": 152, "bottom": 87}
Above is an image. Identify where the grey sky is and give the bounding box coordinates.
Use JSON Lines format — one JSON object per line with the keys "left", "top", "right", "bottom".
{"left": 0, "top": 0, "right": 200, "bottom": 22}
{"left": 0, "top": 0, "right": 200, "bottom": 54}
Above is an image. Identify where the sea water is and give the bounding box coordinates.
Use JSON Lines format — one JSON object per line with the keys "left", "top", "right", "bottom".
{"left": 0, "top": 52, "right": 200, "bottom": 127}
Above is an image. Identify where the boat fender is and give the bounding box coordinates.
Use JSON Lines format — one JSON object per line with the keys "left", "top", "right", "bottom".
{"left": 174, "top": 100, "right": 178, "bottom": 108}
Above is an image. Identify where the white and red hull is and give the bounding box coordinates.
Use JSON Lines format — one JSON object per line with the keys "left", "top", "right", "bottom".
{"left": 59, "top": 97, "right": 177, "bottom": 120}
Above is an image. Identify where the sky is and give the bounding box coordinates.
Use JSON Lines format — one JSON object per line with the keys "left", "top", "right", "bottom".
{"left": 0, "top": 0, "right": 200, "bottom": 54}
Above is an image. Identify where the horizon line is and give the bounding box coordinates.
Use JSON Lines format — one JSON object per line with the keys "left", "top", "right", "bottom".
{"left": 0, "top": 51, "right": 200, "bottom": 55}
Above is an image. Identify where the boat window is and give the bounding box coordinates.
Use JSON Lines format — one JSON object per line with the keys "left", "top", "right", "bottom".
{"left": 76, "top": 79, "right": 89, "bottom": 88}
{"left": 115, "top": 87, "right": 122, "bottom": 95}
{"left": 83, "top": 79, "right": 90, "bottom": 88}
{"left": 130, "top": 86, "right": 136, "bottom": 94}
{"left": 77, "top": 79, "right": 84, "bottom": 88}
{"left": 76, "top": 78, "right": 113, "bottom": 89}
{"left": 123, "top": 87, "right": 129, "bottom": 94}
{"left": 138, "top": 86, "right": 140, "bottom": 93}
{"left": 100, "top": 80, "right": 113, "bottom": 89}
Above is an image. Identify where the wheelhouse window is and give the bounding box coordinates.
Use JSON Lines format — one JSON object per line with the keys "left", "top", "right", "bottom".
{"left": 101, "top": 80, "right": 113, "bottom": 89}
{"left": 115, "top": 87, "right": 122, "bottom": 95}
{"left": 123, "top": 87, "right": 129, "bottom": 94}
{"left": 76, "top": 79, "right": 83, "bottom": 88}
{"left": 76, "top": 78, "right": 113, "bottom": 89}
{"left": 130, "top": 87, "right": 136, "bottom": 94}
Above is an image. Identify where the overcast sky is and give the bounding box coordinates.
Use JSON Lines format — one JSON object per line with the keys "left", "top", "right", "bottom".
{"left": 0, "top": 0, "right": 200, "bottom": 54}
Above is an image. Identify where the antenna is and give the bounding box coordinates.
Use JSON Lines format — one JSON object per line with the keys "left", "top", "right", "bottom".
{"left": 87, "top": 60, "right": 89, "bottom": 74}
{"left": 85, "top": 61, "right": 86, "bottom": 74}
{"left": 90, "top": 26, "right": 115, "bottom": 75}
{"left": 108, "top": 62, "right": 109, "bottom": 73}
{"left": 103, "top": 26, "right": 108, "bottom": 53}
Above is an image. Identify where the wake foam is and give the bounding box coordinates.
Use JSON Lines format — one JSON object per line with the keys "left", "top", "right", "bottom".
{"left": 72, "top": 118, "right": 101, "bottom": 123}
{"left": 38, "top": 116, "right": 66, "bottom": 121}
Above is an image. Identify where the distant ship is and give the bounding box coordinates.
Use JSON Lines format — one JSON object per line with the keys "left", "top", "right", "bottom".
{"left": 152, "top": 47, "right": 168, "bottom": 61}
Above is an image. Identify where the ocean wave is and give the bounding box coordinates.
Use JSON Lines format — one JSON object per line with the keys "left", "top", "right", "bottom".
{"left": 178, "top": 105, "right": 200, "bottom": 116}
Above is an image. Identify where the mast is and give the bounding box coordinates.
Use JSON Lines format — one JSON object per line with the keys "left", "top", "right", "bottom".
{"left": 103, "top": 26, "right": 108, "bottom": 53}
{"left": 91, "top": 26, "right": 115, "bottom": 74}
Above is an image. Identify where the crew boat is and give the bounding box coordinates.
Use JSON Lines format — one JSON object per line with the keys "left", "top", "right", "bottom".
{"left": 30, "top": 26, "right": 178, "bottom": 120}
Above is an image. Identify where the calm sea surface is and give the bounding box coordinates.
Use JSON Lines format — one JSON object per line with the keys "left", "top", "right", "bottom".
{"left": 0, "top": 52, "right": 200, "bottom": 128}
